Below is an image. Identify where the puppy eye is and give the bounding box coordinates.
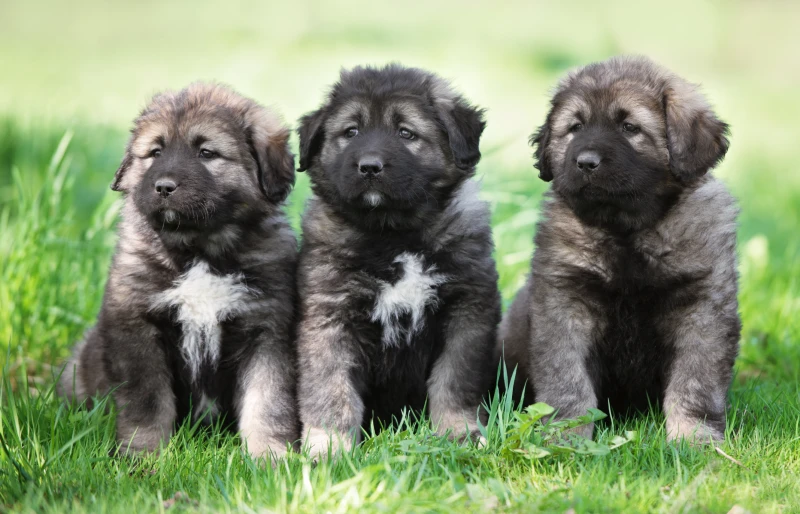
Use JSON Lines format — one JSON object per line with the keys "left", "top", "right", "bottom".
{"left": 569, "top": 123, "right": 583, "bottom": 133}
{"left": 345, "top": 127, "right": 359, "bottom": 138}
{"left": 199, "top": 149, "right": 217, "bottom": 159}
{"left": 623, "top": 122, "right": 640, "bottom": 134}
{"left": 150, "top": 149, "right": 162, "bottom": 158}
{"left": 398, "top": 128, "right": 416, "bottom": 140}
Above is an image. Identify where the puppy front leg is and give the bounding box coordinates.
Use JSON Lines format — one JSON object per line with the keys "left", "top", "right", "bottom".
{"left": 428, "top": 294, "right": 498, "bottom": 444}
{"left": 105, "top": 319, "right": 176, "bottom": 454}
{"left": 529, "top": 283, "right": 599, "bottom": 439}
{"left": 58, "top": 329, "right": 110, "bottom": 407}
{"left": 663, "top": 306, "right": 738, "bottom": 444}
{"left": 237, "top": 336, "right": 299, "bottom": 462}
{"left": 298, "top": 323, "right": 365, "bottom": 459}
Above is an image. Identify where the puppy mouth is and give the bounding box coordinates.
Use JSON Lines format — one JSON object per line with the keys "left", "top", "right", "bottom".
{"left": 362, "top": 190, "right": 384, "bottom": 207}
{"left": 163, "top": 209, "right": 179, "bottom": 224}
{"left": 149, "top": 207, "right": 206, "bottom": 231}
{"left": 342, "top": 182, "right": 391, "bottom": 208}
{"left": 576, "top": 183, "right": 641, "bottom": 202}
{"left": 580, "top": 183, "right": 615, "bottom": 196}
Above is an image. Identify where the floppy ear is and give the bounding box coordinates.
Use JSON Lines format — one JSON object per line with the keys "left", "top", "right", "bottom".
{"left": 247, "top": 109, "right": 296, "bottom": 203}
{"left": 436, "top": 101, "right": 486, "bottom": 170}
{"left": 296, "top": 108, "right": 327, "bottom": 172}
{"left": 530, "top": 121, "right": 553, "bottom": 182}
{"left": 110, "top": 151, "right": 134, "bottom": 192}
{"left": 664, "top": 79, "right": 730, "bottom": 182}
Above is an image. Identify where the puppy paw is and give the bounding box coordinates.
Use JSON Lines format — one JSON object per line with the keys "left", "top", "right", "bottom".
{"left": 666, "top": 416, "right": 723, "bottom": 445}
{"left": 303, "top": 427, "right": 357, "bottom": 462}
{"left": 432, "top": 409, "right": 484, "bottom": 445}
{"left": 562, "top": 423, "right": 595, "bottom": 440}
{"left": 113, "top": 438, "right": 163, "bottom": 457}
{"left": 442, "top": 428, "right": 486, "bottom": 446}
{"left": 242, "top": 433, "right": 292, "bottom": 466}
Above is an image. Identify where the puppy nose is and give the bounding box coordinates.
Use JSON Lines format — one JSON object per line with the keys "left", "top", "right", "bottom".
{"left": 358, "top": 157, "right": 383, "bottom": 176}
{"left": 155, "top": 178, "right": 178, "bottom": 197}
{"left": 576, "top": 151, "right": 601, "bottom": 172}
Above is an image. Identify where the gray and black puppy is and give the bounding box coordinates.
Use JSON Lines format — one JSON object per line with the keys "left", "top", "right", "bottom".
{"left": 295, "top": 64, "right": 501, "bottom": 457}
{"left": 499, "top": 56, "right": 740, "bottom": 443}
{"left": 58, "top": 83, "right": 299, "bottom": 459}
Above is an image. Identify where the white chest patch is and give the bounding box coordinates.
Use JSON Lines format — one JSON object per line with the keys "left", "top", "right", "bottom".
{"left": 371, "top": 252, "right": 448, "bottom": 348}
{"left": 151, "top": 260, "right": 251, "bottom": 382}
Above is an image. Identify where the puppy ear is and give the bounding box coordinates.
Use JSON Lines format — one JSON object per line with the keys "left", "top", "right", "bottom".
{"left": 437, "top": 100, "right": 486, "bottom": 170}
{"left": 110, "top": 151, "right": 133, "bottom": 192}
{"left": 247, "top": 108, "right": 296, "bottom": 203}
{"left": 664, "top": 79, "right": 730, "bottom": 182}
{"left": 296, "top": 108, "right": 326, "bottom": 172}
{"left": 530, "top": 122, "right": 553, "bottom": 182}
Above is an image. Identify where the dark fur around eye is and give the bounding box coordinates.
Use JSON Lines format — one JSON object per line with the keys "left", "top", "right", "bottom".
{"left": 399, "top": 128, "right": 416, "bottom": 140}
{"left": 623, "top": 123, "right": 640, "bottom": 134}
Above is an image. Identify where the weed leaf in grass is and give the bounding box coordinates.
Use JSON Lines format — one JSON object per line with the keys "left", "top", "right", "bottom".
{"left": 501, "top": 402, "right": 636, "bottom": 459}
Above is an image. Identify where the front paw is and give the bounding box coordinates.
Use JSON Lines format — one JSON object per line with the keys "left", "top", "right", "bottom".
{"left": 555, "top": 422, "right": 595, "bottom": 441}
{"left": 431, "top": 409, "right": 484, "bottom": 445}
{"left": 242, "top": 433, "right": 293, "bottom": 465}
{"left": 303, "top": 427, "right": 359, "bottom": 461}
{"left": 114, "top": 438, "right": 164, "bottom": 457}
{"left": 116, "top": 424, "right": 171, "bottom": 455}
{"left": 666, "top": 415, "right": 723, "bottom": 444}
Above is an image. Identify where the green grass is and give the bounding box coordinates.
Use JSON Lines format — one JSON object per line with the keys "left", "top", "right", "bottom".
{"left": 2, "top": 0, "right": 800, "bottom": 511}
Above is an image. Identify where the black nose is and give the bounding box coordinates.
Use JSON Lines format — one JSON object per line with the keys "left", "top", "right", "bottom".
{"left": 358, "top": 157, "right": 383, "bottom": 176}
{"left": 155, "top": 178, "right": 178, "bottom": 197}
{"left": 576, "top": 151, "right": 601, "bottom": 172}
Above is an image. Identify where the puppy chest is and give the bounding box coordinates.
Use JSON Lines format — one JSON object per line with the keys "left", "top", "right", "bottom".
{"left": 370, "top": 252, "right": 448, "bottom": 348}
{"left": 151, "top": 261, "right": 251, "bottom": 382}
{"left": 583, "top": 237, "right": 696, "bottom": 292}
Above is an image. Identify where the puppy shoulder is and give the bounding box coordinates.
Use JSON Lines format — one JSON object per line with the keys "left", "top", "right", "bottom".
{"left": 263, "top": 213, "right": 298, "bottom": 248}
{"left": 426, "top": 180, "right": 492, "bottom": 250}
{"left": 665, "top": 176, "right": 738, "bottom": 242}
{"left": 686, "top": 176, "right": 738, "bottom": 220}
{"left": 653, "top": 176, "right": 738, "bottom": 279}
{"left": 535, "top": 193, "right": 594, "bottom": 251}
{"left": 297, "top": 196, "right": 361, "bottom": 279}
{"left": 529, "top": 193, "right": 609, "bottom": 281}
{"left": 299, "top": 196, "right": 350, "bottom": 246}
{"left": 240, "top": 214, "right": 298, "bottom": 273}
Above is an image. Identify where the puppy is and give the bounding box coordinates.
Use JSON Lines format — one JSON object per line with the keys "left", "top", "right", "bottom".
{"left": 295, "top": 65, "right": 501, "bottom": 457}
{"left": 499, "top": 56, "right": 740, "bottom": 443}
{"left": 58, "top": 83, "right": 299, "bottom": 459}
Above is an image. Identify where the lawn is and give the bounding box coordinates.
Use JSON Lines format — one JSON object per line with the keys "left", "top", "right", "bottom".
{"left": 1, "top": 1, "right": 799, "bottom": 512}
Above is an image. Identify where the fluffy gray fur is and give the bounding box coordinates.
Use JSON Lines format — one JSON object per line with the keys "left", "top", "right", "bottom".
{"left": 58, "top": 83, "right": 299, "bottom": 460}
{"left": 499, "top": 57, "right": 740, "bottom": 443}
{"left": 294, "top": 65, "right": 501, "bottom": 458}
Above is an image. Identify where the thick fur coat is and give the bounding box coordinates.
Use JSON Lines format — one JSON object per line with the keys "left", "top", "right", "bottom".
{"left": 58, "top": 83, "right": 299, "bottom": 459}
{"left": 295, "top": 65, "right": 501, "bottom": 457}
{"left": 498, "top": 57, "right": 740, "bottom": 443}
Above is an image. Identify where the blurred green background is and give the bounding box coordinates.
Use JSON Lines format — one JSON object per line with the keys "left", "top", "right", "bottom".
{"left": 2, "top": 2, "right": 800, "bottom": 512}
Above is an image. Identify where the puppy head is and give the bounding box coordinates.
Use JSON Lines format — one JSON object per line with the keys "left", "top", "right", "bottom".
{"left": 297, "top": 64, "right": 485, "bottom": 231}
{"left": 532, "top": 56, "right": 729, "bottom": 231}
{"left": 112, "top": 82, "right": 294, "bottom": 244}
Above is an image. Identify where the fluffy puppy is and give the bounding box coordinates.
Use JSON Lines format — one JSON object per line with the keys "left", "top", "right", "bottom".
{"left": 499, "top": 56, "right": 740, "bottom": 443}
{"left": 295, "top": 64, "right": 501, "bottom": 457}
{"left": 58, "top": 83, "right": 299, "bottom": 459}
